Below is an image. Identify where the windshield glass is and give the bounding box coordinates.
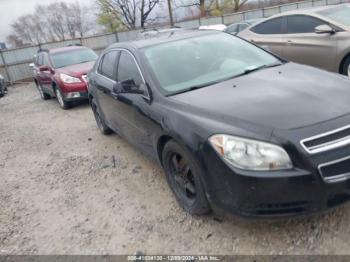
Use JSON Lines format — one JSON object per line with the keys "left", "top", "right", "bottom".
{"left": 142, "top": 33, "right": 281, "bottom": 95}
{"left": 318, "top": 5, "right": 350, "bottom": 26}
{"left": 51, "top": 48, "right": 98, "bottom": 68}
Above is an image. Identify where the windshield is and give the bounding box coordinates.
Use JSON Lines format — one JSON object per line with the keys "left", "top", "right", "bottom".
{"left": 51, "top": 48, "right": 98, "bottom": 68}
{"left": 318, "top": 5, "right": 350, "bottom": 26}
{"left": 142, "top": 33, "right": 281, "bottom": 95}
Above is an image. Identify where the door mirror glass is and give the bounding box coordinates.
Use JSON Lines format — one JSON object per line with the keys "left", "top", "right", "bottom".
{"left": 120, "top": 79, "right": 145, "bottom": 95}
{"left": 315, "top": 24, "right": 335, "bottom": 34}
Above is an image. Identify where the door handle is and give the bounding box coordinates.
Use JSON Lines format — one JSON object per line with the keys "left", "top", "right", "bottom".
{"left": 286, "top": 40, "right": 293, "bottom": 45}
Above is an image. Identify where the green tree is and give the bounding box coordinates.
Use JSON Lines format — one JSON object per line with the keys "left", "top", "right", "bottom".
{"left": 97, "top": 0, "right": 126, "bottom": 32}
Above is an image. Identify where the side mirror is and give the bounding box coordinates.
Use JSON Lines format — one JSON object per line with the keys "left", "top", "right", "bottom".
{"left": 39, "top": 65, "right": 50, "bottom": 72}
{"left": 120, "top": 79, "right": 145, "bottom": 95}
{"left": 315, "top": 24, "right": 335, "bottom": 34}
{"left": 112, "top": 82, "right": 123, "bottom": 94}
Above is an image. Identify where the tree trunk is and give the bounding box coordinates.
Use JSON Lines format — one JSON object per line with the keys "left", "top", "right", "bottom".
{"left": 200, "top": 0, "right": 205, "bottom": 17}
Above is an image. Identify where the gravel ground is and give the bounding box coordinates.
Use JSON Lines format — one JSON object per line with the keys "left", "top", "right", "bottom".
{"left": 1, "top": 83, "right": 350, "bottom": 255}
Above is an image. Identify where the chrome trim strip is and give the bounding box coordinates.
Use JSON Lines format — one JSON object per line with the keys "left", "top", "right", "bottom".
{"left": 300, "top": 124, "right": 350, "bottom": 154}
{"left": 318, "top": 155, "right": 350, "bottom": 184}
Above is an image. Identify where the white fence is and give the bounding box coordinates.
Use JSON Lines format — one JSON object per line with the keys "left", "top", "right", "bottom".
{"left": 0, "top": 0, "right": 348, "bottom": 83}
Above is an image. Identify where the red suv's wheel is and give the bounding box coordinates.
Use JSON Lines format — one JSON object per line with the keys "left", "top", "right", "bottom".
{"left": 55, "top": 87, "right": 70, "bottom": 110}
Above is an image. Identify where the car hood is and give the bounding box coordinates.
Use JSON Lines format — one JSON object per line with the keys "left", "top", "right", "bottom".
{"left": 57, "top": 61, "right": 95, "bottom": 76}
{"left": 170, "top": 63, "right": 350, "bottom": 131}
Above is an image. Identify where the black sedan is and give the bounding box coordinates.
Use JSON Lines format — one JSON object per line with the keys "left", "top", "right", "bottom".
{"left": 88, "top": 30, "right": 350, "bottom": 218}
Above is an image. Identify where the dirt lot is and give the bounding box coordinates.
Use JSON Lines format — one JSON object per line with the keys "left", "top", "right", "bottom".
{"left": 1, "top": 83, "right": 350, "bottom": 255}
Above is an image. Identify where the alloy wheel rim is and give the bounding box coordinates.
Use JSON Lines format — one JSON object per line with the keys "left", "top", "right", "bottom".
{"left": 56, "top": 89, "right": 64, "bottom": 107}
{"left": 169, "top": 153, "right": 196, "bottom": 202}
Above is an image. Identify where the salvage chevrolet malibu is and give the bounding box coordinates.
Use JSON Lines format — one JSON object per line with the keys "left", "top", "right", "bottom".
{"left": 88, "top": 30, "right": 350, "bottom": 218}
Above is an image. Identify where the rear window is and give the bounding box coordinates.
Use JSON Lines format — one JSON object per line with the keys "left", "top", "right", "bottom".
{"left": 251, "top": 17, "right": 283, "bottom": 34}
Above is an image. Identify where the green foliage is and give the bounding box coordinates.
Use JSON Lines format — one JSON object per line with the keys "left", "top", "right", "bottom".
{"left": 96, "top": 0, "right": 126, "bottom": 33}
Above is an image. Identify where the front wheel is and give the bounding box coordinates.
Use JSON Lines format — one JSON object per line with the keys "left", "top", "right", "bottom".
{"left": 55, "top": 87, "right": 70, "bottom": 110}
{"left": 162, "top": 141, "right": 210, "bottom": 215}
{"left": 341, "top": 56, "right": 350, "bottom": 77}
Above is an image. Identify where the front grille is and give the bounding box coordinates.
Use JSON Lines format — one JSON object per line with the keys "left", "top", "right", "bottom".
{"left": 301, "top": 125, "right": 350, "bottom": 154}
{"left": 318, "top": 156, "right": 350, "bottom": 183}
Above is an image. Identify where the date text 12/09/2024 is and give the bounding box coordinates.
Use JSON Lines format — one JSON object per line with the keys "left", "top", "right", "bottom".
{"left": 127, "top": 255, "right": 221, "bottom": 261}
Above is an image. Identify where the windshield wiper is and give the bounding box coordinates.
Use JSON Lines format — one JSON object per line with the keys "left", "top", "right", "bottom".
{"left": 168, "top": 62, "right": 283, "bottom": 96}
{"left": 78, "top": 60, "right": 93, "bottom": 64}
{"left": 243, "top": 63, "right": 282, "bottom": 75}
{"left": 231, "top": 62, "right": 282, "bottom": 79}
{"left": 169, "top": 81, "right": 221, "bottom": 96}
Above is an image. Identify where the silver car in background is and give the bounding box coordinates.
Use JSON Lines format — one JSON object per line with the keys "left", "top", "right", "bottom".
{"left": 239, "top": 4, "right": 350, "bottom": 76}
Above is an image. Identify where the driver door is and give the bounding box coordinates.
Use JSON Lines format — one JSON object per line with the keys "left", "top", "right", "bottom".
{"left": 111, "top": 50, "right": 154, "bottom": 155}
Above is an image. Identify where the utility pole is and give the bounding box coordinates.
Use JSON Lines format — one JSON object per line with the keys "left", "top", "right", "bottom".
{"left": 167, "top": 0, "right": 174, "bottom": 27}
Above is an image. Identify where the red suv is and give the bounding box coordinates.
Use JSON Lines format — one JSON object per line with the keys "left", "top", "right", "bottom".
{"left": 33, "top": 46, "right": 97, "bottom": 109}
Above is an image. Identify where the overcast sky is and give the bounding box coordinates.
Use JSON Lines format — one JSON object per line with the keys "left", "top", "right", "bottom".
{"left": 0, "top": 0, "right": 92, "bottom": 43}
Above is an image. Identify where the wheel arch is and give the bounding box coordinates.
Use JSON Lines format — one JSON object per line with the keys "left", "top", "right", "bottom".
{"left": 157, "top": 135, "right": 173, "bottom": 165}
{"left": 339, "top": 52, "right": 350, "bottom": 74}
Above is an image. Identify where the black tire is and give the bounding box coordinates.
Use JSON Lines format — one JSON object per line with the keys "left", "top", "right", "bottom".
{"left": 54, "top": 86, "right": 70, "bottom": 110}
{"left": 91, "top": 98, "right": 113, "bottom": 135}
{"left": 341, "top": 56, "right": 350, "bottom": 77}
{"left": 36, "top": 82, "right": 50, "bottom": 100}
{"left": 162, "top": 140, "right": 210, "bottom": 215}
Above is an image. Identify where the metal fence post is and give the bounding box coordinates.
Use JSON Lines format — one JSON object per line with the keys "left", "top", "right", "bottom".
{"left": 115, "top": 32, "right": 119, "bottom": 43}
{"left": 0, "top": 49, "right": 12, "bottom": 85}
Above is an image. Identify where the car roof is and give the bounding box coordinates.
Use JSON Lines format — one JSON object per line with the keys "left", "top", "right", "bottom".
{"left": 108, "top": 30, "right": 221, "bottom": 50}
{"left": 40, "top": 45, "right": 87, "bottom": 54}
{"left": 270, "top": 4, "right": 346, "bottom": 17}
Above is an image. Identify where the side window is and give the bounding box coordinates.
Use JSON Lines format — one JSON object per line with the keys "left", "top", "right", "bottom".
{"left": 117, "top": 51, "right": 143, "bottom": 90}
{"left": 251, "top": 17, "right": 283, "bottom": 34}
{"left": 37, "top": 54, "right": 43, "bottom": 66}
{"left": 42, "top": 53, "right": 50, "bottom": 66}
{"left": 99, "top": 51, "right": 119, "bottom": 80}
{"left": 287, "top": 15, "right": 325, "bottom": 34}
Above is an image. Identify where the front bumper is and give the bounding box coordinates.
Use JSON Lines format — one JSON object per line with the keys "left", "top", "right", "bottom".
{"left": 200, "top": 143, "right": 350, "bottom": 218}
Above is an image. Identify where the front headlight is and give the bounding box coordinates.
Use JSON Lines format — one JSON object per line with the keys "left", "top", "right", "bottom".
{"left": 60, "top": 73, "right": 81, "bottom": 84}
{"left": 209, "top": 134, "right": 293, "bottom": 171}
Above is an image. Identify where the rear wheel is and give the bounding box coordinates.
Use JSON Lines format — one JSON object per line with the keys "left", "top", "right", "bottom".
{"left": 55, "top": 87, "right": 70, "bottom": 110}
{"left": 91, "top": 98, "right": 113, "bottom": 135}
{"left": 341, "top": 56, "right": 350, "bottom": 77}
{"left": 162, "top": 141, "right": 210, "bottom": 215}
